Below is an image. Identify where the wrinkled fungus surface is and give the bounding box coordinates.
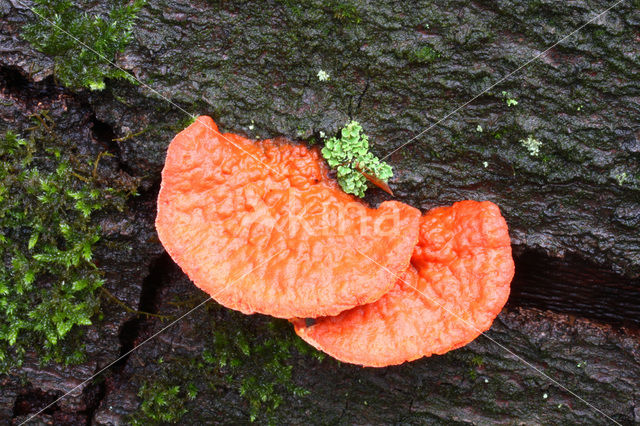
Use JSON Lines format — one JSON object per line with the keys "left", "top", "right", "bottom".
{"left": 156, "top": 116, "right": 421, "bottom": 318}
{"left": 293, "top": 201, "right": 514, "bottom": 367}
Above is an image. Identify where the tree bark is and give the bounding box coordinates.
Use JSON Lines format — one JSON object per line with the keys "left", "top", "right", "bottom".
{"left": 0, "top": 0, "right": 638, "bottom": 424}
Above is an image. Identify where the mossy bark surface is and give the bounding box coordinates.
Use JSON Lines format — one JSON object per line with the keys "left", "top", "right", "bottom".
{"left": 102, "top": 0, "right": 640, "bottom": 278}
{"left": 95, "top": 261, "right": 640, "bottom": 425}
{"left": 8, "top": 0, "right": 638, "bottom": 274}
{"left": 1, "top": 0, "right": 639, "bottom": 424}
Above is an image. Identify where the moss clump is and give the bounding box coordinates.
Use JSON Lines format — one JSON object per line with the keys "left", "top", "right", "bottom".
{"left": 210, "top": 318, "right": 320, "bottom": 422}
{"left": 407, "top": 45, "right": 440, "bottom": 64}
{"left": 132, "top": 382, "right": 190, "bottom": 424}
{"left": 0, "top": 113, "right": 135, "bottom": 372}
{"left": 321, "top": 121, "right": 393, "bottom": 197}
{"left": 22, "top": 0, "right": 145, "bottom": 90}
{"left": 332, "top": 3, "right": 360, "bottom": 24}
{"left": 130, "top": 312, "right": 323, "bottom": 424}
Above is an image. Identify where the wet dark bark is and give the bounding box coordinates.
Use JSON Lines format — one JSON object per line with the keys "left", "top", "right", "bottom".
{"left": 1, "top": 0, "right": 639, "bottom": 424}
{"left": 90, "top": 260, "right": 640, "bottom": 425}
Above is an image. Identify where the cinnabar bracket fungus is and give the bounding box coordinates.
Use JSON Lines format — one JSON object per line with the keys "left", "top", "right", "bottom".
{"left": 292, "top": 201, "right": 514, "bottom": 367}
{"left": 157, "top": 117, "right": 514, "bottom": 367}
{"left": 156, "top": 116, "right": 421, "bottom": 319}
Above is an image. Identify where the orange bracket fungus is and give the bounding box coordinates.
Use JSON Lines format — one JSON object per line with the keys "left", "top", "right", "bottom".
{"left": 156, "top": 116, "right": 421, "bottom": 319}
{"left": 157, "top": 116, "right": 514, "bottom": 367}
{"left": 292, "top": 201, "right": 514, "bottom": 367}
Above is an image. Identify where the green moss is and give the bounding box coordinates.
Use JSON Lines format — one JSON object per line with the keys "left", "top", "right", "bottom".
{"left": 275, "top": 0, "right": 304, "bottom": 17}
{"left": 465, "top": 353, "right": 485, "bottom": 380}
{"left": 332, "top": 2, "right": 360, "bottom": 24}
{"left": 22, "top": 0, "right": 145, "bottom": 90}
{"left": 173, "top": 115, "right": 197, "bottom": 133}
{"left": 407, "top": 45, "right": 440, "bottom": 64}
{"left": 0, "top": 113, "right": 136, "bottom": 372}
{"left": 470, "top": 355, "right": 484, "bottom": 367}
{"left": 132, "top": 382, "right": 189, "bottom": 424}
{"left": 130, "top": 312, "right": 323, "bottom": 424}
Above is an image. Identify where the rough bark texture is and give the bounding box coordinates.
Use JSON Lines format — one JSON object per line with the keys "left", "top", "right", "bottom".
{"left": 92, "top": 260, "right": 640, "bottom": 425}
{"left": 0, "top": 0, "right": 639, "bottom": 424}
{"left": 99, "top": 0, "right": 639, "bottom": 278}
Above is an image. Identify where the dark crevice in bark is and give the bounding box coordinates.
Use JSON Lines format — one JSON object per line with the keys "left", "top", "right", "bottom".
{"left": 115, "top": 251, "right": 173, "bottom": 370}
{"left": 81, "top": 379, "right": 106, "bottom": 425}
{"left": 508, "top": 250, "right": 640, "bottom": 328}
{"left": 354, "top": 78, "right": 370, "bottom": 117}
{"left": 0, "top": 66, "right": 62, "bottom": 109}
{"left": 10, "top": 387, "right": 90, "bottom": 424}
{"left": 12, "top": 388, "right": 60, "bottom": 418}
{"left": 89, "top": 116, "right": 117, "bottom": 151}
{"left": 347, "top": 78, "right": 370, "bottom": 120}
{"left": 135, "top": 175, "right": 161, "bottom": 201}
{"left": 0, "top": 65, "right": 138, "bottom": 182}
{"left": 88, "top": 115, "right": 137, "bottom": 177}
